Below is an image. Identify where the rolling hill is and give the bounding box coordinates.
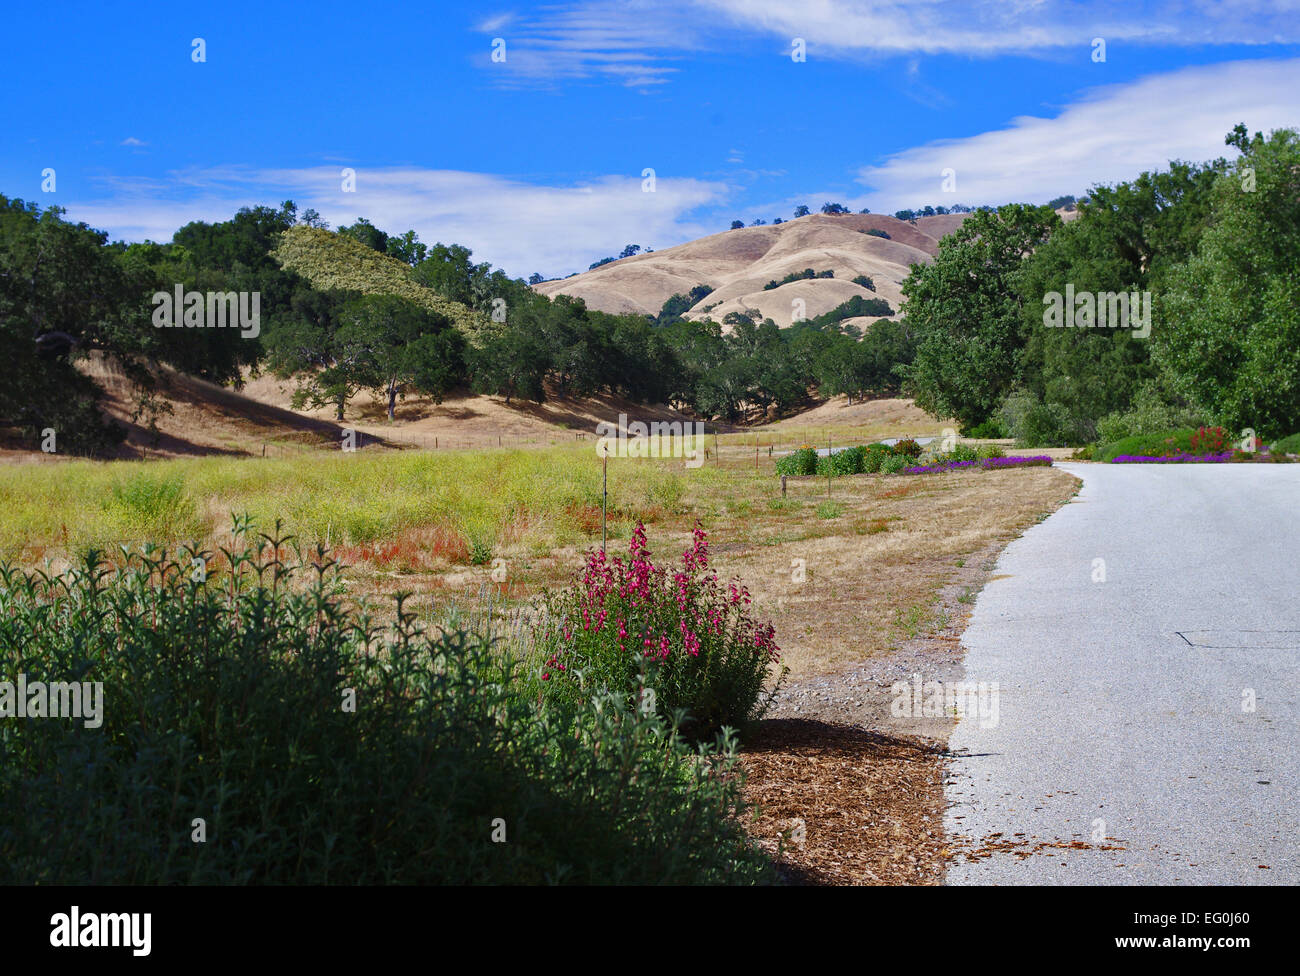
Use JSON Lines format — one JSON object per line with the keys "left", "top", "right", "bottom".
{"left": 534, "top": 211, "right": 974, "bottom": 330}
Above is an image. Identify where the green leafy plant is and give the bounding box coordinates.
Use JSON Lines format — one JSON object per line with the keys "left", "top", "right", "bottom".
{"left": 775, "top": 447, "right": 818, "bottom": 476}
{"left": 932, "top": 443, "right": 978, "bottom": 464}
{"left": 815, "top": 445, "right": 867, "bottom": 477}
{"left": 0, "top": 519, "right": 772, "bottom": 885}
{"left": 1273, "top": 433, "right": 1300, "bottom": 455}
{"left": 536, "top": 524, "right": 785, "bottom": 743}
{"left": 964, "top": 417, "right": 1008, "bottom": 439}
{"left": 864, "top": 443, "right": 892, "bottom": 473}
{"left": 1094, "top": 386, "right": 1206, "bottom": 443}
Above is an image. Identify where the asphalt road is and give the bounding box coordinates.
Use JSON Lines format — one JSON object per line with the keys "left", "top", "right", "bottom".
{"left": 944, "top": 462, "right": 1300, "bottom": 884}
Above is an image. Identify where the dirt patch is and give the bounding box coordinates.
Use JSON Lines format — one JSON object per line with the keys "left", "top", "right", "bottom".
{"left": 767, "top": 396, "right": 949, "bottom": 435}
{"left": 736, "top": 466, "right": 1082, "bottom": 885}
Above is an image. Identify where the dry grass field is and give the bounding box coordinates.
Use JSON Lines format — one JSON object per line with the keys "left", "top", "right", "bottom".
{"left": 1, "top": 371, "right": 1078, "bottom": 885}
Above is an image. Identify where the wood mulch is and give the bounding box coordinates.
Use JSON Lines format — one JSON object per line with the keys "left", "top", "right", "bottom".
{"left": 739, "top": 719, "right": 949, "bottom": 885}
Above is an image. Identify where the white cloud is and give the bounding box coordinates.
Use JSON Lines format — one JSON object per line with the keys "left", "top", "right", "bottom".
{"left": 62, "top": 167, "right": 730, "bottom": 278}
{"left": 701, "top": 0, "right": 1300, "bottom": 53}
{"left": 476, "top": 0, "right": 1300, "bottom": 86}
{"left": 120, "top": 137, "right": 147, "bottom": 147}
{"left": 477, "top": 12, "right": 515, "bottom": 33}
{"left": 856, "top": 58, "right": 1300, "bottom": 208}
{"left": 66, "top": 196, "right": 260, "bottom": 244}
{"left": 477, "top": 1, "right": 702, "bottom": 87}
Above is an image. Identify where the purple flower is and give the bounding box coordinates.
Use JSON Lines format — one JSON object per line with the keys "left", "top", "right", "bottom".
{"left": 900, "top": 456, "right": 1053, "bottom": 475}
{"left": 1111, "top": 452, "right": 1233, "bottom": 464}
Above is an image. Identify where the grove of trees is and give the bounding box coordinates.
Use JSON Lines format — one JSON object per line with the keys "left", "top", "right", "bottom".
{"left": 1, "top": 196, "right": 912, "bottom": 453}
{"left": 900, "top": 125, "right": 1300, "bottom": 442}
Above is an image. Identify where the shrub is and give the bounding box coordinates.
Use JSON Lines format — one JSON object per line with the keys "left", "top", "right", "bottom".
{"left": 0, "top": 520, "right": 772, "bottom": 884}
{"left": 763, "top": 268, "right": 833, "bottom": 290}
{"left": 468, "top": 536, "right": 494, "bottom": 565}
{"left": 1095, "top": 386, "right": 1207, "bottom": 444}
{"left": 537, "top": 524, "right": 785, "bottom": 743}
{"left": 815, "top": 445, "right": 866, "bottom": 477}
{"left": 881, "top": 454, "right": 908, "bottom": 474}
{"left": 892, "top": 438, "right": 923, "bottom": 458}
{"left": 964, "top": 417, "right": 1008, "bottom": 439}
{"left": 1274, "top": 433, "right": 1300, "bottom": 455}
{"left": 108, "top": 475, "right": 199, "bottom": 538}
{"left": 1099, "top": 428, "right": 1197, "bottom": 462}
{"left": 976, "top": 444, "right": 1006, "bottom": 460}
{"left": 1190, "top": 426, "right": 1231, "bottom": 453}
{"left": 864, "top": 443, "right": 892, "bottom": 472}
{"left": 836, "top": 445, "right": 867, "bottom": 474}
{"left": 851, "top": 275, "right": 876, "bottom": 291}
{"left": 1000, "top": 391, "right": 1078, "bottom": 447}
{"left": 775, "top": 447, "right": 818, "bottom": 476}
{"left": 932, "top": 443, "right": 978, "bottom": 464}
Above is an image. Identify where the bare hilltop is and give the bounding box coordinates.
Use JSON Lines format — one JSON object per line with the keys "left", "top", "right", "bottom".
{"left": 535, "top": 211, "right": 973, "bottom": 329}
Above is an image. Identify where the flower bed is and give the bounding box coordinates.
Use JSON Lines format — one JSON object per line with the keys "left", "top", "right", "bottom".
{"left": 1111, "top": 451, "right": 1234, "bottom": 463}
{"left": 900, "top": 455, "right": 1053, "bottom": 475}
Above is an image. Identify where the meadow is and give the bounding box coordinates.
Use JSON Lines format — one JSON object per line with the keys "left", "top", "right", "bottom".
{"left": 0, "top": 433, "right": 1076, "bottom": 677}
{"left": 0, "top": 429, "right": 1079, "bottom": 884}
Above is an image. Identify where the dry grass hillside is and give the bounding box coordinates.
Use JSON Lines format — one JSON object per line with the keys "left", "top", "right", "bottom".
{"left": 1, "top": 351, "right": 949, "bottom": 464}
{"left": 0, "top": 353, "right": 716, "bottom": 463}
{"left": 534, "top": 212, "right": 972, "bottom": 329}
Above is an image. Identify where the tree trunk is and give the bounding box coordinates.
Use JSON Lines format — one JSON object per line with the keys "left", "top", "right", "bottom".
{"left": 335, "top": 395, "right": 345, "bottom": 421}
{"left": 387, "top": 383, "right": 397, "bottom": 422}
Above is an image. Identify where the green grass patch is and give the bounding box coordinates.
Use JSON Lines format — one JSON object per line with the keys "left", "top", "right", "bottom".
{"left": 1098, "top": 428, "right": 1197, "bottom": 462}
{"left": 0, "top": 445, "right": 691, "bottom": 556}
{"left": 1273, "top": 433, "right": 1300, "bottom": 455}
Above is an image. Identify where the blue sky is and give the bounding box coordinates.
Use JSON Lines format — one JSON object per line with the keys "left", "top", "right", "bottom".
{"left": 4, "top": 1, "right": 1299, "bottom": 278}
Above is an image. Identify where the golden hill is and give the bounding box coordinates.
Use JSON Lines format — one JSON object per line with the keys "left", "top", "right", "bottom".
{"left": 534, "top": 212, "right": 973, "bottom": 329}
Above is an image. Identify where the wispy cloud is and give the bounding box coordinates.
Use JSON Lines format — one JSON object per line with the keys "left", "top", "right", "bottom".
{"left": 119, "top": 137, "right": 147, "bottom": 147}
{"left": 856, "top": 58, "right": 1300, "bottom": 208}
{"left": 63, "top": 166, "right": 730, "bottom": 278}
{"left": 475, "top": 0, "right": 1300, "bottom": 89}
{"left": 705, "top": 0, "right": 1300, "bottom": 52}
{"left": 476, "top": 0, "right": 705, "bottom": 87}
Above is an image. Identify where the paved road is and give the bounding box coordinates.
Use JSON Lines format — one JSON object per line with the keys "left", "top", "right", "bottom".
{"left": 944, "top": 463, "right": 1300, "bottom": 884}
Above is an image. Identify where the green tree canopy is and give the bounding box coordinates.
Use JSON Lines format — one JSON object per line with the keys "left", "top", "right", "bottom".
{"left": 1155, "top": 127, "right": 1300, "bottom": 437}
{"left": 899, "top": 204, "right": 1059, "bottom": 428}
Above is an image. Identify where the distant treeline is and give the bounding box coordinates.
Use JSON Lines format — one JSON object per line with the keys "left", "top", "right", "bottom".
{"left": 0, "top": 196, "right": 911, "bottom": 455}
